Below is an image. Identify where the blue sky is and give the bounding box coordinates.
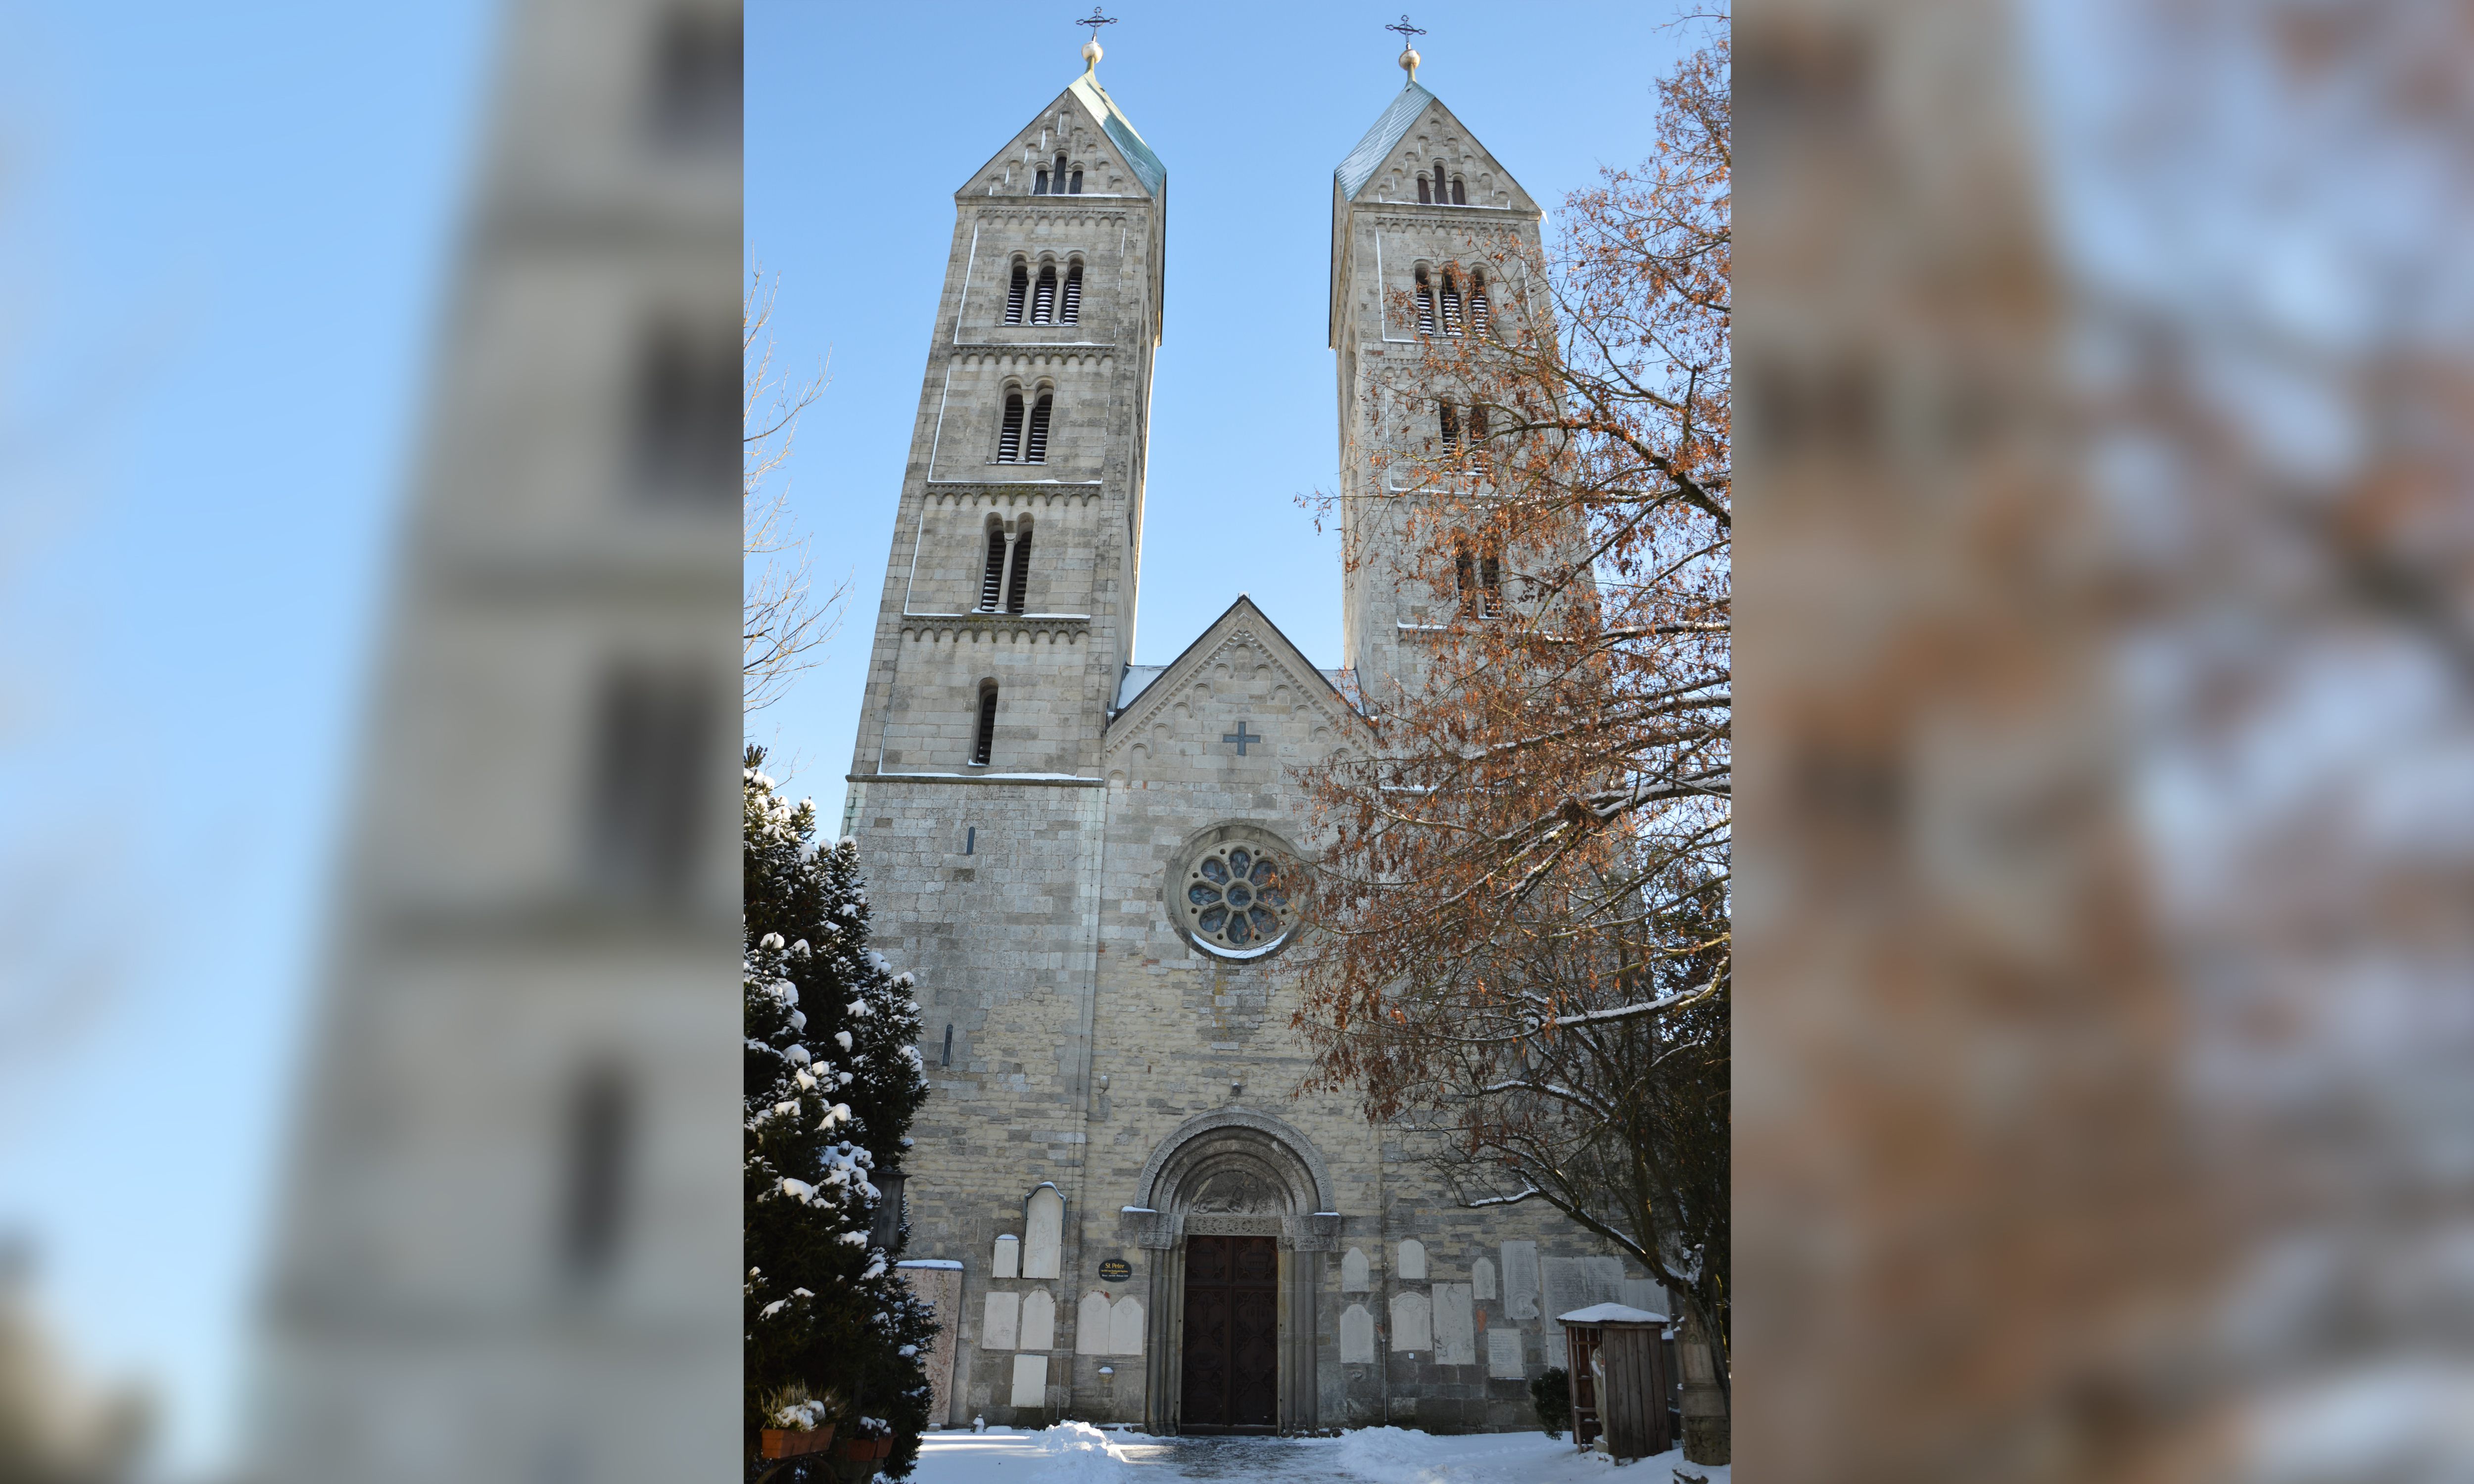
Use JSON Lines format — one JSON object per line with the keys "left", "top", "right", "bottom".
{"left": 0, "top": 3, "right": 494, "bottom": 1475}
{"left": 746, "top": 2, "right": 1704, "bottom": 817}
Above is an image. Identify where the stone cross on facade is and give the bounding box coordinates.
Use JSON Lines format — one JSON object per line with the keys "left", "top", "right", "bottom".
{"left": 1222, "top": 720, "right": 1262, "bottom": 756}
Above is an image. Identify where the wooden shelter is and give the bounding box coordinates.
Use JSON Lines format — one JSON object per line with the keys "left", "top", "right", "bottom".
{"left": 1559, "top": 1302, "right": 1674, "bottom": 1460}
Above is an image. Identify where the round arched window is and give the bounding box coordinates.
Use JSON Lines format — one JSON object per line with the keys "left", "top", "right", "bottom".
{"left": 1167, "top": 825, "right": 1301, "bottom": 959}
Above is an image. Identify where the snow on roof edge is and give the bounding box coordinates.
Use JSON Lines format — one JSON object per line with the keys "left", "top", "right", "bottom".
{"left": 1556, "top": 1302, "right": 1668, "bottom": 1325}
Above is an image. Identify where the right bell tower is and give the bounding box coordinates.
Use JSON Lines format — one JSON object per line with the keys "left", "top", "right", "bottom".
{"left": 1328, "top": 39, "right": 1542, "bottom": 709}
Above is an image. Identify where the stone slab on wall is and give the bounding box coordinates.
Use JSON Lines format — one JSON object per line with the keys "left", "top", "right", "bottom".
{"left": 1433, "top": 1283, "right": 1475, "bottom": 1365}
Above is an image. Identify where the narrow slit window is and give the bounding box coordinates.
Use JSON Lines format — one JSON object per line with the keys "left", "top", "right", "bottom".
{"left": 1468, "top": 404, "right": 1489, "bottom": 448}
{"left": 1025, "top": 394, "right": 1052, "bottom": 464}
{"left": 1034, "top": 168, "right": 1049, "bottom": 195}
{"left": 1471, "top": 274, "right": 1490, "bottom": 334}
{"left": 1480, "top": 551, "right": 1502, "bottom": 617}
{"left": 978, "top": 525, "right": 1006, "bottom": 609}
{"left": 1417, "top": 172, "right": 1432, "bottom": 204}
{"left": 998, "top": 393, "right": 1025, "bottom": 462}
{"left": 560, "top": 1064, "right": 632, "bottom": 1281}
{"left": 1032, "top": 267, "right": 1057, "bottom": 325}
{"left": 1456, "top": 543, "right": 1477, "bottom": 615}
{"left": 1414, "top": 268, "right": 1435, "bottom": 336}
{"left": 1440, "top": 402, "right": 1460, "bottom": 457}
{"left": 1069, "top": 168, "right": 1083, "bottom": 193}
{"left": 941, "top": 1024, "right": 953, "bottom": 1067}
{"left": 1005, "top": 263, "right": 1028, "bottom": 324}
{"left": 1440, "top": 274, "right": 1463, "bottom": 335}
{"left": 1061, "top": 265, "right": 1082, "bottom": 323}
{"left": 1451, "top": 175, "right": 1467, "bottom": 205}
{"left": 1005, "top": 527, "right": 1033, "bottom": 614}
{"left": 1054, "top": 153, "right": 1068, "bottom": 186}
{"left": 972, "top": 686, "right": 998, "bottom": 766}
{"left": 1433, "top": 164, "right": 1448, "bottom": 202}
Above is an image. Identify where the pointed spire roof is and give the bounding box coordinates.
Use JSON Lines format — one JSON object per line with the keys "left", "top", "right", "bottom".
{"left": 1335, "top": 81, "right": 1440, "bottom": 202}
{"left": 1067, "top": 72, "right": 1166, "bottom": 198}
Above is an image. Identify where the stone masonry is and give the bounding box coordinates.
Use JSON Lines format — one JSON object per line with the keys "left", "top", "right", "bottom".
{"left": 843, "top": 54, "right": 1658, "bottom": 1435}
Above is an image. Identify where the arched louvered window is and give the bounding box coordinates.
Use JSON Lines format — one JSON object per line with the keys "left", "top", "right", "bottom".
{"left": 978, "top": 523, "right": 1007, "bottom": 609}
{"left": 1439, "top": 402, "right": 1461, "bottom": 457}
{"left": 1069, "top": 168, "right": 1083, "bottom": 193}
{"left": 1467, "top": 404, "right": 1489, "bottom": 448}
{"left": 1451, "top": 175, "right": 1467, "bottom": 205}
{"left": 1061, "top": 264, "right": 1083, "bottom": 324}
{"left": 1414, "top": 267, "right": 1435, "bottom": 336}
{"left": 972, "top": 684, "right": 999, "bottom": 766}
{"left": 999, "top": 392, "right": 1025, "bottom": 462}
{"left": 1455, "top": 543, "right": 1477, "bottom": 615}
{"left": 1433, "top": 164, "right": 1448, "bottom": 202}
{"left": 1471, "top": 273, "right": 1490, "bottom": 334}
{"left": 1479, "top": 551, "right": 1502, "bottom": 617}
{"left": 1025, "top": 394, "right": 1053, "bottom": 463}
{"left": 1005, "top": 525, "right": 1033, "bottom": 613}
{"left": 1417, "top": 172, "right": 1432, "bottom": 204}
{"left": 1032, "top": 266, "right": 1057, "bottom": 325}
{"left": 1034, "top": 168, "right": 1050, "bottom": 195}
{"left": 1005, "top": 263, "right": 1028, "bottom": 324}
{"left": 1054, "top": 153, "right": 1068, "bottom": 186}
{"left": 1440, "top": 273, "right": 1464, "bottom": 335}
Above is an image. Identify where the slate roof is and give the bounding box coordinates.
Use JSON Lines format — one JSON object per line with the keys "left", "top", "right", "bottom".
{"left": 1069, "top": 73, "right": 1167, "bottom": 199}
{"left": 1335, "top": 82, "right": 1438, "bottom": 201}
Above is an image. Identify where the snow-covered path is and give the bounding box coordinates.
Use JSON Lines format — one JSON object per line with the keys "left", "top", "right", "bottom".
{"left": 911, "top": 1423, "right": 1731, "bottom": 1484}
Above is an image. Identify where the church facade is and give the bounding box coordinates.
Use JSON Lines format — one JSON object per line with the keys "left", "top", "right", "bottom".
{"left": 841, "top": 48, "right": 1659, "bottom": 1435}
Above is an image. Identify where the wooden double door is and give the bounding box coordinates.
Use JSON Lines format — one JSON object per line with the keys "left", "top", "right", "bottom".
{"left": 1179, "top": 1235, "right": 1278, "bottom": 1433}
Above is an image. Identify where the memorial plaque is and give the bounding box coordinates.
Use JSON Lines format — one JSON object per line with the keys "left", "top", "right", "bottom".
{"left": 1341, "top": 1247, "right": 1371, "bottom": 1292}
{"left": 1486, "top": 1326, "right": 1525, "bottom": 1379}
{"left": 1502, "top": 1240, "right": 1540, "bottom": 1320}
{"left": 1434, "top": 1282, "right": 1475, "bottom": 1365}
{"left": 1098, "top": 1258, "right": 1133, "bottom": 1282}
{"left": 1340, "top": 1302, "right": 1376, "bottom": 1363}
{"left": 1474, "top": 1256, "right": 1497, "bottom": 1302}
{"left": 1077, "top": 1290, "right": 1112, "bottom": 1354}
{"left": 1390, "top": 1290, "right": 1433, "bottom": 1351}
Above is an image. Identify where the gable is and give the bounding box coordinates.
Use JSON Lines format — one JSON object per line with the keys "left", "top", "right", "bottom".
{"left": 1333, "top": 88, "right": 1533, "bottom": 213}
{"left": 958, "top": 77, "right": 1165, "bottom": 201}
{"left": 1102, "top": 600, "right": 1362, "bottom": 776}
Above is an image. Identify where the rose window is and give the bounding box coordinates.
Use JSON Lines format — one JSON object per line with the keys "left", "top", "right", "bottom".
{"left": 1182, "top": 843, "right": 1291, "bottom": 954}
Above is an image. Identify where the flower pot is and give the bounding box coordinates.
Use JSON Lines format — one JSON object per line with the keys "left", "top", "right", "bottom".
{"left": 759, "top": 1423, "right": 835, "bottom": 1460}
{"left": 833, "top": 1434, "right": 891, "bottom": 1463}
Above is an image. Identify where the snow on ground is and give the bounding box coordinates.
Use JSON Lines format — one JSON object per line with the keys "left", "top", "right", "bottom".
{"left": 912, "top": 1424, "right": 1731, "bottom": 1484}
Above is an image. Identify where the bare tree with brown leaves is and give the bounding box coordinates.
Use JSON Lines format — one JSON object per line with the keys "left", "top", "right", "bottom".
{"left": 745, "top": 274, "right": 848, "bottom": 713}
{"left": 1288, "top": 38, "right": 1730, "bottom": 1392}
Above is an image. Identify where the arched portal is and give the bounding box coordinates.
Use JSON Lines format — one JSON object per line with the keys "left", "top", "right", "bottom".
{"left": 1123, "top": 1110, "right": 1340, "bottom": 1435}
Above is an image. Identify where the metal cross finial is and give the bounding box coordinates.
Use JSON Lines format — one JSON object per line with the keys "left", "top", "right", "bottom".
{"left": 1384, "top": 14, "right": 1427, "bottom": 43}
{"left": 1077, "top": 7, "right": 1117, "bottom": 40}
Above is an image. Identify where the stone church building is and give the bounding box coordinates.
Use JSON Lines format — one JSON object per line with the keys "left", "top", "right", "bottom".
{"left": 842, "top": 43, "right": 1662, "bottom": 1435}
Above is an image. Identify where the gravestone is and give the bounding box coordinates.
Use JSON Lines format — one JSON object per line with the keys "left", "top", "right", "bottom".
{"left": 1020, "top": 1288, "right": 1056, "bottom": 1350}
{"left": 1340, "top": 1303, "right": 1376, "bottom": 1363}
{"left": 1109, "top": 1295, "right": 1144, "bottom": 1355}
{"left": 1486, "top": 1326, "right": 1525, "bottom": 1379}
{"left": 1009, "top": 1353, "right": 1047, "bottom": 1408}
{"left": 1434, "top": 1283, "right": 1475, "bottom": 1365}
{"left": 1502, "top": 1241, "right": 1540, "bottom": 1320}
{"left": 983, "top": 1289, "right": 1021, "bottom": 1350}
{"left": 1077, "top": 1290, "right": 1112, "bottom": 1354}
{"left": 1341, "top": 1246, "right": 1372, "bottom": 1292}
{"left": 1024, "top": 1188, "right": 1065, "bottom": 1279}
{"left": 1473, "top": 1256, "right": 1497, "bottom": 1301}
{"left": 1390, "top": 1290, "right": 1433, "bottom": 1352}
{"left": 896, "top": 1261, "right": 964, "bottom": 1429}
{"left": 1398, "top": 1239, "right": 1427, "bottom": 1280}
{"left": 993, "top": 1234, "right": 1020, "bottom": 1279}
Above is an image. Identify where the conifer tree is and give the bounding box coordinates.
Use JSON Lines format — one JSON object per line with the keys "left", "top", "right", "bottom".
{"left": 744, "top": 747, "right": 934, "bottom": 1476}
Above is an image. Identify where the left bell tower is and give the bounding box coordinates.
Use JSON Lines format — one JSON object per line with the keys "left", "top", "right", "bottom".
{"left": 844, "top": 48, "right": 1166, "bottom": 799}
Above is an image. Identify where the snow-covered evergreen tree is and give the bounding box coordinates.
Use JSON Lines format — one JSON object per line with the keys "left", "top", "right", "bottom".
{"left": 744, "top": 748, "right": 935, "bottom": 1476}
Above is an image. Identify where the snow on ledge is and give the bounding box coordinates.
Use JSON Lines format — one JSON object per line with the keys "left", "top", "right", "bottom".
{"left": 896, "top": 1259, "right": 964, "bottom": 1269}
{"left": 1556, "top": 1302, "right": 1668, "bottom": 1325}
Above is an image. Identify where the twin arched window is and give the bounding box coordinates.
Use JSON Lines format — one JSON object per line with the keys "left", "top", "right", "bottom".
{"left": 977, "top": 517, "right": 1034, "bottom": 613}
{"left": 1033, "top": 152, "right": 1085, "bottom": 195}
{"left": 1413, "top": 267, "right": 1489, "bottom": 337}
{"left": 998, "top": 389, "right": 1053, "bottom": 464}
{"left": 1455, "top": 540, "right": 1503, "bottom": 618}
{"left": 1004, "top": 259, "right": 1084, "bottom": 326}
{"left": 1438, "top": 400, "right": 1488, "bottom": 457}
